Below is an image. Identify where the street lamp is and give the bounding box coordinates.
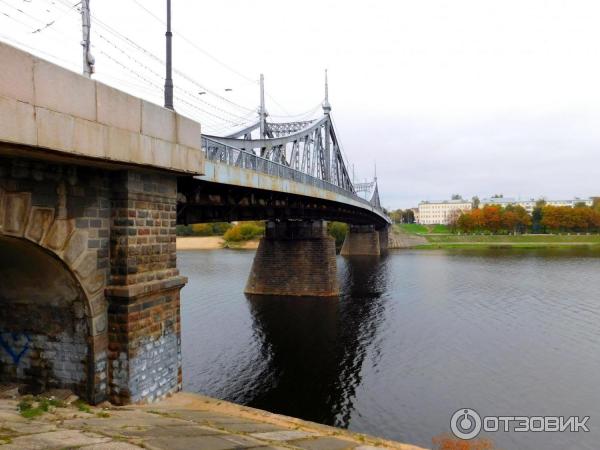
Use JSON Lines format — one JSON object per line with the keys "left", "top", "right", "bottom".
{"left": 164, "top": 0, "right": 174, "bottom": 110}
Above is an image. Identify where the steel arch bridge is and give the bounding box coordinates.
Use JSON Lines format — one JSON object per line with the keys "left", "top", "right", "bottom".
{"left": 181, "top": 73, "right": 389, "bottom": 228}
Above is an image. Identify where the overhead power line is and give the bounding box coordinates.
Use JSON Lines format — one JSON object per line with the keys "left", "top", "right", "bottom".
{"left": 130, "top": 0, "right": 257, "bottom": 84}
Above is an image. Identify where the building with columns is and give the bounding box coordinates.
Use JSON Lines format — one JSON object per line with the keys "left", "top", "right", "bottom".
{"left": 417, "top": 199, "right": 472, "bottom": 225}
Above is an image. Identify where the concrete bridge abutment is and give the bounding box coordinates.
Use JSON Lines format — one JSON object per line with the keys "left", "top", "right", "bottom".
{"left": 245, "top": 220, "right": 339, "bottom": 297}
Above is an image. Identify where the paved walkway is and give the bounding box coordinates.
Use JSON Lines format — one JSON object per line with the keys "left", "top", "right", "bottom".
{"left": 0, "top": 391, "right": 425, "bottom": 450}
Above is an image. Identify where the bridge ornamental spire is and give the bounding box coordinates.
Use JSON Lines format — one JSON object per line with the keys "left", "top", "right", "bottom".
{"left": 322, "top": 69, "right": 331, "bottom": 114}
{"left": 259, "top": 74, "right": 268, "bottom": 140}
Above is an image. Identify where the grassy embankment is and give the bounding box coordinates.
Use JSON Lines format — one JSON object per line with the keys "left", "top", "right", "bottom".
{"left": 397, "top": 224, "right": 600, "bottom": 249}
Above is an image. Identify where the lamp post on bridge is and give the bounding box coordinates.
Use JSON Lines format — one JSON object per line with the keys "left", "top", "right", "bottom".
{"left": 81, "top": 0, "right": 94, "bottom": 77}
{"left": 164, "top": 0, "right": 174, "bottom": 110}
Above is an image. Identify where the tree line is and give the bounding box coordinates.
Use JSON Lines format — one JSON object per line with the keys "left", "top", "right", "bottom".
{"left": 454, "top": 202, "right": 600, "bottom": 234}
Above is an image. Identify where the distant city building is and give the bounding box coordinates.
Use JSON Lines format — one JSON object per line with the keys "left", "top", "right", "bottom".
{"left": 417, "top": 199, "right": 472, "bottom": 225}
{"left": 479, "top": 197, "right": 593, "bottom": 213}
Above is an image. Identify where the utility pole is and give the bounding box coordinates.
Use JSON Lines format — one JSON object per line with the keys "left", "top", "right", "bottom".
{"left": 259, "top": 74, "right": 267, "bottom": 140}
{"left": 164, "top": 0, "right": 174, "bottom": 110}
{"left": 81, "top": 0, "right": 94, "bottom": 77}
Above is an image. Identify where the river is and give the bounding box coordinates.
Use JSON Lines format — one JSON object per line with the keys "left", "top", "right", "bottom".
{"left": 178, "top": 248, "right": 600, "bottom": 450}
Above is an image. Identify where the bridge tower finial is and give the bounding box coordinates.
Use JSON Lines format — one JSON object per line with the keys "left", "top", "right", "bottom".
{"left": 322, "top": 69, "right": 331, "bottom": 114}
{"left": 259, "top": 73, "right": 268, "bottom": 139}
{"left": 374, "top": 160, "right": 377, "bottom": 183}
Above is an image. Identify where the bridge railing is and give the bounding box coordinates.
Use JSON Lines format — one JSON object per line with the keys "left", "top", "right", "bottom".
{"left": 201, "top": 137, "right": 386, "bottom": 215}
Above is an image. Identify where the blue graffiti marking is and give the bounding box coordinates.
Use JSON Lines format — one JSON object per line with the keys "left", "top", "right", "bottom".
{"left": 0, "top": 332, "right": 31, "bottom": 365}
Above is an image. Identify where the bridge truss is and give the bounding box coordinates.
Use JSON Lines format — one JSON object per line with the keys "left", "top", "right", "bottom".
{"left": 201, "top": 73, "right": 382, "bottom": 211}
{"left": 204, "top": 116, "right": 354, "bottom": 193}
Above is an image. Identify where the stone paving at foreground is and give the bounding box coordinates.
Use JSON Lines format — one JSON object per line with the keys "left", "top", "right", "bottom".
{"left": 0, "top": 391, "right": 426, "bottom": 450}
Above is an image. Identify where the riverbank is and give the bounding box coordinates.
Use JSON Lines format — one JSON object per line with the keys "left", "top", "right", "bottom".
{"left": 0, "top": 389, "right": 424, "bottom": 450}
{"left": 176, "top": 236, "right": 260, "bottom": 250}
{"left": 395, "top": 225, "right": 600, "bottom": 249}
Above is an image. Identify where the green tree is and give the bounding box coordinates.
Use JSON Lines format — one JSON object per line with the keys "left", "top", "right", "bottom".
{"left": 223, "top": 222, "right": 265, "bottom": 242}
{"left": 327, "top": 222, "right": 348, "bottom": 249}
{"left": 402, "top": 209, "right": 415, "bottom": 224}
{"left": 389, "top": 209, "right": 403, "bottom": 223}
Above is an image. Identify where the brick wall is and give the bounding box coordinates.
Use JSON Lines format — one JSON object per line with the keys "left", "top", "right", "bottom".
{"left": 106, "top": 170, "right": 185, "bottom": 405}
{"left": 107, "top": 286, "right": 181, "bottom": 404}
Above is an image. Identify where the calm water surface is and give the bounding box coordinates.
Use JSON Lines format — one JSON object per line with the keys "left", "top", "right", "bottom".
{"left": 178, "top": 248, "right": 600, "bottom": 450}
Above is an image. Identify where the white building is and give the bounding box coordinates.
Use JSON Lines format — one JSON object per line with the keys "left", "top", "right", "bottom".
{"left": 417, "top": 199, "right": 472, "bottom": 225}
{"left": 479, "top": 197, "right": 593, "bottom": 213}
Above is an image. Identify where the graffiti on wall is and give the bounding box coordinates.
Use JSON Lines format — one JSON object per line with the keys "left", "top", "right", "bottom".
{"left": 0, "top": 332, "right": 31, "bottom": 365}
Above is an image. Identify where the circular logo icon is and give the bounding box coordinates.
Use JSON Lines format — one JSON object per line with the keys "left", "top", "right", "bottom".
{"left": 450, "top": 408, "right": 482, "bottom": 440}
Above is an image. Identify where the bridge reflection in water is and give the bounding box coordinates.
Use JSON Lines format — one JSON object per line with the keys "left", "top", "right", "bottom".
{"left": 241, "top": 256, "right": 390, "bottom": 427}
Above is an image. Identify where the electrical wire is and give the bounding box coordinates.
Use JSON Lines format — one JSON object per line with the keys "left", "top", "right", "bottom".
{"left": 93, "top": 31, "right": 255, "bottom": 123}
{"left": 81, "top": 8, "right": 257, "bottom": 115}
{"left": 4, "top": 0, "right": 333, "bottom": 138}
{"left": 130, "top": 0, "right": 257, "bottom": 84}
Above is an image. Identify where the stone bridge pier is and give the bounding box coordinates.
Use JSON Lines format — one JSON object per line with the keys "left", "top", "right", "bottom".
{"left": 340, "top": 224, "right": 389, "bottom": 256}
{"left": 245, "top": 220, "right": 339, "bottom": 297}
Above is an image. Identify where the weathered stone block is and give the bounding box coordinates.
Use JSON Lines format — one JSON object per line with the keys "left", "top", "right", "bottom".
{"left": 90, "top": 313, "right": 108, "bottom": 336}
{"left": 36, "top": 108, "right": 108, "bottom": 159}
{"left": 25, "top": 207, "right": 55, "bottom": 243}
{"left": 96, "top": 82, "right": 141, "bottom": 133}
{"left": 186, "top": 146, "right": 204, "bottom": 173}
{"left": 34, "top": 59, "right": 96, "bottom": 121}
{"left": 3, "top": 192, "right": 31, "bottom": 236}
{"left": 82, "top": 271, "right": 106, "bottom": 296}
{"left": 176, "top": 114, "right": 201, "bottom": 150}
{"left": 73, "top": 251, "right": 98, "bottom": 279}
{"left": 106, "top": 127, "right": 141, "bottom": 162}
{"left": 36, "top": 107, "right": 75, "bottom": 152}
{"left": 44, "top": 218, "right": 74, "bottom": 251}
{"left": 172, "top": 145, "right": 188, "bottom": 170}
{"left": 0, "top": 96, "right": 37, "bottom": 146}
{"left": 88, "top": 292, "right": 107, "bottom": 317}
{"left": 63, "top": 229, "right": 89, "bottom": 266}
{"left": 141, "top": 100, "right": 176, "bottom": 142}
{"left": 0, "top": 41, "right": 34, "bottom": 103}
{"left": 151, "top": 138, "right": 175, "bottom": 168}
{"left": 72, "top": 117, "right": 108, "bottom": 159}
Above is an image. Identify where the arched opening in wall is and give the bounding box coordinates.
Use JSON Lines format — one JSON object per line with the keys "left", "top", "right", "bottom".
{"left": 0, "top": 235, "right": 91, "bottom": 398}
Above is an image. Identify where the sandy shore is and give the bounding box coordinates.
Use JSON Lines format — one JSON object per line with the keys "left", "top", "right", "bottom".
{"left": 176, "top": 236, "right": 259, "bottom": 250}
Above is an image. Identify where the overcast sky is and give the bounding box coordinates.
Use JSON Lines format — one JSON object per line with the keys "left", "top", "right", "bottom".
{"left": 1, "top": 0, "right": 599, "bottom": 208}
